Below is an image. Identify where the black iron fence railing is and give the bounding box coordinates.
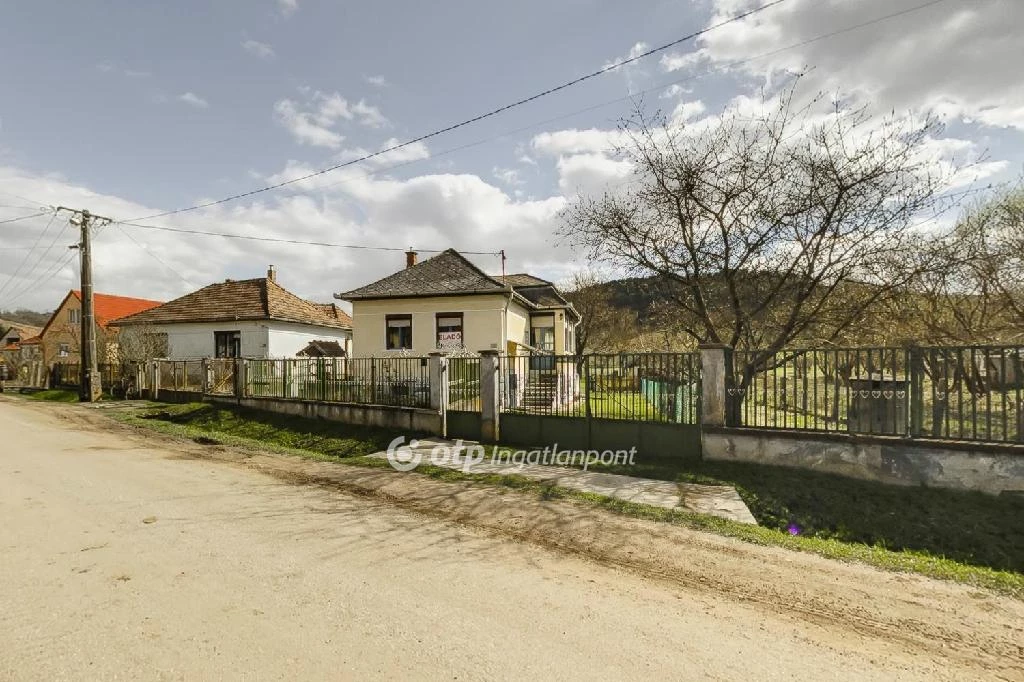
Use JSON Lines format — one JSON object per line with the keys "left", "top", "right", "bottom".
{"left": 729, "top": 345, "right": 1024, "bottom": 443}
{"left": 245, "top": 357, "right": 431, "bottom": 408}
{"left": 499, "top": 352, "right": 701, "bottom": 423}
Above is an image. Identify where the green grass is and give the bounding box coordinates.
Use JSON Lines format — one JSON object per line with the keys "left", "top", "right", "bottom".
{"left": 26, "top": 389, "right": 81, "bottom": 402}
{"left": 584, "top": 457, "right": 1024, "bottom": 574}
{"left": 128, "top": 402, "right": 412, "bottom": 459}
{"left": 109, "top": 401, "right": 1024, "bottom": 597}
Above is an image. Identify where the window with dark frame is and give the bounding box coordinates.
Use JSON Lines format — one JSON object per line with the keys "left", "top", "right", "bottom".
{"left": 386, "top": 314, "right": 413, "bottom": 350}
{"left": 214, "top": 330, "right": 241, "bottom": 358}
{"left": 435, "top": 312, "right": 463, "bottom": 349}
{"left": 68, "top": 308, "right": 80, "bottom": 324}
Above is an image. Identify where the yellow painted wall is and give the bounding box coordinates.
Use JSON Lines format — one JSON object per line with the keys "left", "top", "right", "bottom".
{"left": 351, "top": 294, "right": 510, "bottom": 357}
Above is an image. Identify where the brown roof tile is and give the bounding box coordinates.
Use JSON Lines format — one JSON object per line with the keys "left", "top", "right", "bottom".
{"left": 338, "top": 249, "right": 508, "bottom": 300}
{"left": 112, "top": 278, "right": 351, "bottom": 329}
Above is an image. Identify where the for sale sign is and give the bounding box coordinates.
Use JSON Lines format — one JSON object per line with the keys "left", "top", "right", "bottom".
{"left": 437, "top": 331, "right": 463, "bottom": 349}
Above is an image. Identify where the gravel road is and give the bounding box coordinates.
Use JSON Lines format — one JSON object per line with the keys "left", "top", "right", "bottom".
{"left": 1, "top": 398, "right": 1021, "bottom": 680}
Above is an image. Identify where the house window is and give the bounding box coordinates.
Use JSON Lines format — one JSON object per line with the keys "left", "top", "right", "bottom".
{"left": 530, "top": 314, "right": 555, "bottom": 352}
{"left": 385, "top": 314, "right": 413, "bottom": 350}
{"left": 214, "top": 331, "right": 241, "bottom": 358}
{"left": 58, "top": 343, "right": 70, "bottom": 357}
{"left": 68, "top": 309, "right": 80, "bottom": 324}
{"left": 435, "top": 313, "right": 463, "bottom": 350}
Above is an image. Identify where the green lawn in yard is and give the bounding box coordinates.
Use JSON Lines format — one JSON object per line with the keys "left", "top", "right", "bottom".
{"left": 26, "top": 389, "right": 82, "bottom": 402}
{"left": 586, "top": 456, "right": 1024, "bottom": 574}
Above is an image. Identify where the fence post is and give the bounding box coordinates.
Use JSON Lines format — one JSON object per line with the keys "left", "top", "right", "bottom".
{"left": 908, "top": 345, "right": 923, "bottom": 438}
{"left": 698, "top": 344, "right": 731, "bottom": 428}
{"left": 233, "top": 357, "right": 244, "bottom": 399}
{"left": 151, "top": 361, "right": 160, "bottom": 401}
{"left": 370, "top": 357, "right": 377, "bottom": 404}
{"left": 200, "top": 358, "right": 209, "bottom": 395}
{"left": 479, "top": 350, "right": 500, "bottom": 442}
{"left": 428, "top": 352, "right": 448, "bottom": 412}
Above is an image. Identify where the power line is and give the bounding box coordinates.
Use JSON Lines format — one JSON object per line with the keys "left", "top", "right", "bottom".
{"left": 0, "top": 210, "right": 51, "bottom": 226}
{"left": 111, "top": 223, "right": 197, "bottom": 289}
{"left": 0, "top": 210, "right": 59, "bottom": 300}
{"left": 116, "top": 221, "right": 503, "bottom": 254}
{"left": 122, "top": 0, "right": 789, "bottom": 221}
{"left": 275, "top": 0, "right": 953, "bottom": 201}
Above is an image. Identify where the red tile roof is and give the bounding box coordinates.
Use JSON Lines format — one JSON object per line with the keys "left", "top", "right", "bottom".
{"left": 71, "top": 290, "right": 163, "bottom": 328}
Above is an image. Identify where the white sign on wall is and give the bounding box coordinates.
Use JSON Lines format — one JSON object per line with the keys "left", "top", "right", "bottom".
{"left": 437, "top": 331, "right": 463, "bottom": 349}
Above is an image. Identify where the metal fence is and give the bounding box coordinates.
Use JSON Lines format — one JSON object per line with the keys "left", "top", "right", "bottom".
{"left": 244, "top": 357, "right": 431, "bottom": 408}
{"left": 448, "top": 356, "right": 481, "bottom": 411}
{"left": 498, "top": 352, "right": 700, "bottom": 423}
{"left": 52, "top": 363, "right": 127, "bottom": 390}
{"left": 157, "top": 360, "right": 204, "bottom": 392}
{"left": 730, "top": 345, "right": 1024, "bottom": 443}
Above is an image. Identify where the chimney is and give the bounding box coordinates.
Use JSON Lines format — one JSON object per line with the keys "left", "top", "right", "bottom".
{"left": 405, "top": 250, "right": 418, "bottom": 268}
{"left": 267, "top": 264, "right": 276, "bottom": 282}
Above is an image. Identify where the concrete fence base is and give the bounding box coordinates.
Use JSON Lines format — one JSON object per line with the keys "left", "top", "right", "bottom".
{"left": 703, "top": 427, "right": 1024, "bottom": 496}
{"left": 207, "top": 395, "right": 442, "bottom": 435}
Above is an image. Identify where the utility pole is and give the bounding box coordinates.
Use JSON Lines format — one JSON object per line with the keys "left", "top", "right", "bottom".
{"left": 58, "top": 207, "right": 112, "bottom": 402}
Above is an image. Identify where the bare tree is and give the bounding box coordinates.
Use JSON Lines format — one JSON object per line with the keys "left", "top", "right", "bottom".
{"left": 562, "top": 84, "right": 955, "bottom": 410}
{"left": 561, "top": 270, "right": 638, "bottom": 359}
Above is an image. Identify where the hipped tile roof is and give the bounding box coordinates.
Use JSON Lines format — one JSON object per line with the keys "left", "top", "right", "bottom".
{"left": 111, "top": 278, "right": 351, "bottom": 329}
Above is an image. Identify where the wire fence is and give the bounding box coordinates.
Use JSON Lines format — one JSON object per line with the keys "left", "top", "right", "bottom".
{"left": 730, "top": 345, "right": 1024, "bottom": 443}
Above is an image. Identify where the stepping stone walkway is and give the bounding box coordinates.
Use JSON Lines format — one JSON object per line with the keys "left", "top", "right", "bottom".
{"left": 372, "top": 438, "right": 758, "bottom": 525}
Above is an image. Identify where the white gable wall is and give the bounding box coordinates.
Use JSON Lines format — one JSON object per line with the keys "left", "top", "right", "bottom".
{"left": 147, "top": 321, "right": 350, "bottom": 359}
{"left": 266, "top": 321, "right": 351, "bottom": 357}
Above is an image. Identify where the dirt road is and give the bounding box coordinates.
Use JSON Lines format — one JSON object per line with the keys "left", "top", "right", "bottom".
{"left": 1, "top": 398, "right": 1021, "bottom": 680}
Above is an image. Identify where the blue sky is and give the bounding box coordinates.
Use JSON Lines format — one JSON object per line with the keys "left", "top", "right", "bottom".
{"left": 1, "top": 0, "right": 1022, "bottom": 312}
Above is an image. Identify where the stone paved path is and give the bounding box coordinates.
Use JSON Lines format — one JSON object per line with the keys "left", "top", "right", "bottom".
{"left": 373, "top": 438, "right": 758, "bottom": 525}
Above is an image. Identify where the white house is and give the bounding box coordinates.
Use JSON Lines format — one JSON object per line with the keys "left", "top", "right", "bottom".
{"left": 111, "top": 267, "right": 352, "bottom": 359}
{"left": 336, "top": 249, "right": 580, "bottom": 358}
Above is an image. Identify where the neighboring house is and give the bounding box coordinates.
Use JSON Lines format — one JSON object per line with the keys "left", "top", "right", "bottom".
{"left": 110, "top": 267, "right": 352, "bottom": 359}
{"left": 337, "top": 249, "right": 580, "bottom": 358}
{"left": 297, "top": 340, "right": 348, "bottom": 357}
{"left": 0, "top": 320, "right": 42, "bottom": 348}
{"left": 38, "top": 291, "right": 163, "bottom": 367}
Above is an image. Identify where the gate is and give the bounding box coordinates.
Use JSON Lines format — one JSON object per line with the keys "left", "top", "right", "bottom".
{"left": 446, "top": 356, "right": 483, "bottom": 440}
{"left": 497, "top": 352, "right": 702, "bottom": 462}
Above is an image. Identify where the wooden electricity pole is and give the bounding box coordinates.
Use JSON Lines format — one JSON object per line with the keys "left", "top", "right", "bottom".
{"left": 58, "top": 207, "right": 112, "bottom": 402}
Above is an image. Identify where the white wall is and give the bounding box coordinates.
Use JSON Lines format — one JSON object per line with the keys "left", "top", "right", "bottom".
{"left": 266, "top": 322, "right": 351, "bottom": 357}
{"left": 152, "top": 321, "right": 350, "bottom": 359}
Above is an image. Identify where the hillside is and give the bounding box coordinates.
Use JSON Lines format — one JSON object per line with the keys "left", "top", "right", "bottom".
{"left": 0, "top": 309, "right": 51, "bottom": 328}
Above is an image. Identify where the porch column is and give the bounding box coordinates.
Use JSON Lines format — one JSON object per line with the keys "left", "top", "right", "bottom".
{"left": 479, "top": 349, "right": 500, "bottom": 442}
{"left": 428, "top": 352, "right": 448, "bottom": 412}
{"left": 699, "top": 344, "right": 731, "bottom": 428}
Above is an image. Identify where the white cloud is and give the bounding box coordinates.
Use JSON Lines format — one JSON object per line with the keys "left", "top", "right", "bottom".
{"left": 273, "top": 99, "right": 345, "bottom": 149}
{"left": 659, "top": 50, "right": 707, "bottom": 73}
{"left": 364, "top": 75, "right": 388, "bottom": 88}
{"left": 659, "top": 84, "right": 692, "bottom": 99}
{"left": 492, "top": 167, "right": 523, "bottom": 187}
{"left": 670, "top": 100, "right": 707, "bottom": 124}
{"left": 531, "top": 128, "right": 625, "bottom": 157}
{"left": 692, "top": 0, "right": 1024, "bottom": 131}
{"left": 603, "top": 41, "right": 648, "bottom": 71}
{"left": 178, "top": 92, "right": 209, "bottom": 109}
{"left": 0, "top": 160, "right": 580, "bottom": 312}
{"left": 278, "top": 0, "right": 298, "bottom": 17}
{"left": 555, "top": 154, "right": 633, "bottom": 196}
{"left": 273, "top": 91, "right": 389, "bottom": 148}
{"left": 352, "top": 99, "right": 388, "bottom": 128}
{"left": 242, "top": 39, "right": 275, "bottom": 59}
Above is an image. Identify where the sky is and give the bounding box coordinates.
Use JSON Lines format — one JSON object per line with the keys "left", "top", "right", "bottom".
{"left": 1, "top": 0, "right": 1022, "bottom": 313}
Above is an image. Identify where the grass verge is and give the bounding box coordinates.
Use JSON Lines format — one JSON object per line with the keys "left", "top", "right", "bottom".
{"left": 26, "top": 389, "right": 81, "bottom": 402}
{"left": 108, "top": 401, "right": 1024, "bottom": 597}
